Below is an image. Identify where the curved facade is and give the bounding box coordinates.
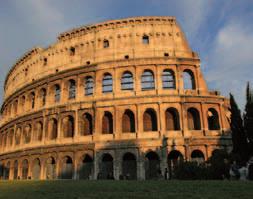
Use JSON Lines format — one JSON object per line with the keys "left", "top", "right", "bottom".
{"left": 0, "top": 16, "right": 231, "bottom": 180}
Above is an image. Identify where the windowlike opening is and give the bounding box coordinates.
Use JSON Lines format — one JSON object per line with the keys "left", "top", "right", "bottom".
{"left": 191, "top": 150, "right": 205, "bottom": 164}
{"left": 48, "top": 118, "right": 57, "bottom": 140}
{"left": 100, "top": 153, "right": 114, "bottom": 179}
{"left": 14, "top": 100, "right": 18, "bottom": 115}
{"left": 121, "top": 71, "right": 134, "bottom": 91}
{"left": 167, "top": 150, "right": 183, "bottom": 169}
{"left": 81, "top": 113, "right": 93, "bottom": 135}
{"left": 61, "top": 156, "right": 73, "bottom": 179}
{"left": 69, "top": 47, "right": 75, "bottom": 56}
{"left": 22, "top": 159, "right": 29, "bottom": 180}
{"left": 183, "top": 69, "right": 196, "bottom": 90}
{"left": 15, "top": 128, "right": 21, "bottom": 145}
{"left": 32, "top": 159, "right": 41, "bottom": 180}
{"left": 102, "top": 73, "right": 113, "bottom": 93}
{"left": 143, "top": 108, "right": 157, "bottom": 131}
{"left": 23, "top": 124, "right": 32, "bottom": 144}
{"left": 35, "top": 122, "right": 43, "bottom": 141}
{"left": 122, "top": 110, "right": 135, "bottom": 133}
{"left": 122, "top": 153, "right": 137, "bottom": 180}
{"left": 62, "top": 115, "right": 74, "bottom": 138}
{"left": 43, "top": 58, "right": 47, "bottom": 66}
{"left": 187, "top": 108, "right": 201, "bottom": 130}
{"left": 30, "top": 92, "right": 35, "bottom": 109}
{"left": 145, "top": 151, "right": 160, "bottom": 180}
{"left": 102, "top": 111, "right": 113, "bottom": 134}
{"left": 45, "top": 157, "right": 56, "bottom": 180}
{"left": 141, "top": 70, "right": 155, "bottom": 91}
{"left": 162, "top": 69, "right": 176, "bottom": 89}
{"left": 207, "top": 108, "right": 220, "bottom": 130}
{"left": 142, "top": 35, "right": 149, "bottom": 44}
{"left": 54, "top": 84, "right": 61, "bottom": 103}
{"left": 164, "top": 53, "right": 169, "bottom": 57}
{"left": 40, "top": 88, "right": 46, "bottom": 106}
{"left": 85, "top": 76, "right": 93, "bottom": 96}
{"left": 79, "top": 155, "right": 93, "bottom": 179}
{"left": 165, "top": 108, "right": 180, "bottom": 130}
{"left": 103, "top": 40, "right": 109, "bottom": 48}
{"left": 124, "top": 55, "right": 129, "bottom": 59}
{"left": 68, "top": 79, "right": 76, "bottom": 99}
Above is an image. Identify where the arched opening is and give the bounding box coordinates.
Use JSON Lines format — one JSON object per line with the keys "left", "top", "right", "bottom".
{"left": 23, "top": 124, "right": 32, "bottom": 144}
{"left": 81, "top": 113, "right": 93, "bottom": 136}
{"left": 13, "top": 100, "right": 18, "bottom": 115}
{"left": 69, "top": 46, "right": 75, "bottom": 56}
{"left": 162, "top": 69, "right": 176, "bottom": 89}
{"left": 102, "top": 111, "right": 113, "bottom": 134}
{"left": 191, "top": 150, "right": 205, "bottom": 164}
{"left": 79, "top": 154, "right": 93, "bottom": 180}
{"left": 21, "top": 96, "right": 26, "bottom": 112}
{"left": 102, "top": 73, "right": 113, "bottom": 93}
{"left": 40, "top": 88, "right": 47, "bottom": 107}
{"left": 8, "top": 130, "right": 14, "bottom": 147}
{"left": 15, "top": 128, "right": 21, "bottom": 145}
{"left": 122, "top": 152, "right": 137, "bottom": 180}
{"left": 167, "top": 150, "right": 183, "bottom": 169}
{"left": 165, "top": 108, "right": 180, "bottom": 130}
{"left": 145, "top": 151, "right": 160, "bottom": 180}
{"left": 122, "top": 110, "right": 135, "bottom": 133}
{"left": 48, "top": 118, "right": 58, "bottom": 140}
{"left": 141, "top": 70, "right": 155, "bottom": 91}
{"left": 45, "top": 157, "right": 56, "bottom": 180}
{"left": 68, "top": 79, "right": 76, "bottom": 99}
{"left": 32, "top": 158, "right": 41, "bottom": 180}
{"left": 85, "top": 76, "right": 94, "bottom": 96}
{"left": 183, "top": 69, "right": 196, "bottom": 90}
{"left": 187, "top": 108, "right": 201, "bottom": 130}
{"left": 21, "top": 159, "right": 29, "bottom": 180}
{"left": 61, "top": 156, "right": 73, "bottom": 179}
{"left": 54, "top": 84, "right": 61, "bottom": 103}
{"left": 142, "top": 35, "right": 149, "bottom": 44}
{"left": 30, "top": 92, "right": 35, "bottom": 109}
{"left": 34, "top": 122, "right": 43, "bottom": 141}
{"left": 13, "top": 160, "right": 18, "bottom": 180}
{"left": 208, "top": 108, "right": 220, "bottom": 130}
{"left": 62, "top": 115, "right": 74, "bottom": 138}
{"left": 103, "top": 39, "right": 109, "bottom": 48}
{"left": 99, "top": 153, "right": 114, "bottom": 179}
{"left": 143, "top": 108, "right": 157, "bottom": 131}
{"left": 3, "top": 162, "right": 10, "bottom": 180}
{"left": 121, "top": 71, "right": 134, "bottom": 91}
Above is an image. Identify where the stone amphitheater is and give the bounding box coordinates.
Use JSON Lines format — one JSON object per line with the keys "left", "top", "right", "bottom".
{"left": 0, "top": 16, "right": 232, "bottom": 180}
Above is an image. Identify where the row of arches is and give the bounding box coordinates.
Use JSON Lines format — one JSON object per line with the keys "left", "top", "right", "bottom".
{"left": 0, "top": 107, "right": 221, "bottom": 149}
{"left": 4, "top": 69, "right": 196, "bottom": 118}
{"left": 0, "top": 149, "right": 205, "bottom": 180}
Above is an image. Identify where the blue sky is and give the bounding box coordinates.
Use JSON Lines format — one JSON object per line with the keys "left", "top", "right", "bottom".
{"left": 0, "top": 0, "right": 252, "bottom": 110}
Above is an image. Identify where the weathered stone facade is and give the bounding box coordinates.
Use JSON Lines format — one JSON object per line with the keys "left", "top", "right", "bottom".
{"left": 0, "top": 16, "right": 231, "bottom": 180}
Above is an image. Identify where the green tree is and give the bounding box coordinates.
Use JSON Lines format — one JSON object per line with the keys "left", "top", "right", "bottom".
{"left": 229, "top": 93, "right": 248, "bottom": 164}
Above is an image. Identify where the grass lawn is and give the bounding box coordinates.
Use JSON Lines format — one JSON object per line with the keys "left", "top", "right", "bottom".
{"left": 0, "top": 180, "right": 252, "bottom": 199}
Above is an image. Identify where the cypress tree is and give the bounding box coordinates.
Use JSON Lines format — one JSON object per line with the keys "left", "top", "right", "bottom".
{"left": 229, "top": 93, "right": 248, "bottom": 163}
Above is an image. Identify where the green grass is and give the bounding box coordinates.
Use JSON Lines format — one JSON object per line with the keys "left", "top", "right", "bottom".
{"left": 0, "top": 180, "right": 252, "bottom": 199}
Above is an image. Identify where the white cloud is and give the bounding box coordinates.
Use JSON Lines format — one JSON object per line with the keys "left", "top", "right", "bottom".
{"left": 205, "top": 20, "right": 253, "bottom": 108}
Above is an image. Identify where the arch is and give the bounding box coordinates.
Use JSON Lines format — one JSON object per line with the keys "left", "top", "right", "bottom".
{"left": 142, "top": 35, "right": 149, "bottom": 44}
{"left": 145, "top": 151, "right": 160, "bottom": 180}
{"left": 69, "top": 46, "right": 75, "bottom": 56}
{"left": 21, "top": 159, "right": 29, "bottom": 180}
{"left": 13, "top": 160, "right": 18, "bottom": 180}
{"left": 99, "top": 153, "right": 114, "bottom": 179}
{"left": 23, "top": 124, "right": 32, "bottom": 144}
{"left": 34, "top": 121, "right": 43, "bottom": 141}
{"left": 3, "top": 162, "right": 10, "bottom": 180}
{"left": 122, "top": 110, "right": 135, "bottom": 133}
{"left": 30, "top": 92, "right": 35, "bottom": 109}
{"left": 54, "top": 84, "right": 61, "bottom": 103}
{"left": 79, "top": 154, "right": 93, "bottom": 179}
{"left": 8, "top": 130, "right": 14, "bottom": 147}
{"left": 68, "top": 79, "right": 76, "bottom": 99}
{"left": 143, "top": 108, "right": 157, "bottom": 131}
{"left": 165, "top": 108, "right": 180, "bottom": 130}
{"left": 122, "top": 152, "right": 137, "bottom": 180}
{"left": 15, "top": 128, "right": 21, "bottom": 145}
{"left": 102, "top": 111, "right": 113, "bottom": 134}
{"left": 48, "top": 118, "right": 58, "bottom": 140}
{"left": 141, "top": 70, "right": 155, "bottom": 91}
{"left": 103, "top": 39, "right": 109, "bottom": 48}
{"left": 167, "top": 150, "right": 183, "bottom": 168}
{"left": 45, "top": 157, "right": 56, "bottom": 180}
{"left": 191, "top": 150, "right": 205, "bottom": 163}
{"left": 183, "top": 69, "right": 196, "bottom": 90}
{"left": 84, "top": 76, "right": 94, "bottom": 96}
{"left": 21, "top": 96, "right": 26, "bottom": 111}
{"left": 187, "top": 108, "right": 201, "bottom": 130}
{"left": 162, "top": 69, "right": 176, "bottom": 89}
{"left": 121, "top": 71, "right": 134, "bottom": 91}
{"left": 32, "top": 158, "right": 41, "bottom": 180}
{"left": 62, "top": 115, "right": 75, "bottom": 138}
{"left": 40, "top": 88, "right": 47, "bottom": 106}
{"left": 13, "top": 100, "right": 18, "bottom": 115}
{"left": 61, "top": 156, "right": 73, "bottom": 179}
{"left": 80, "top": 113, "right": 93, "bottom": 136}
{"left": 207, "top": 108, "right": 220, "bottom": 130}
{"left": 102, "top": 73, "right": 113, "bottom": 93}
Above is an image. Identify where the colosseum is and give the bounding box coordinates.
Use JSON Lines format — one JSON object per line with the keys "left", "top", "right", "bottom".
{"left": 0, "top": 16, "right": 232, "bottom": 180}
